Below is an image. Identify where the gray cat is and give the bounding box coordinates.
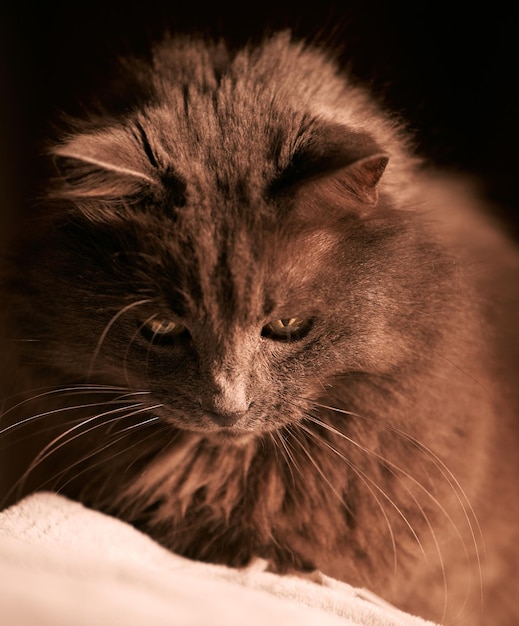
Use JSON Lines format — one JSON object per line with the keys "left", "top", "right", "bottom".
{"left": 1, "top": 32, "right": 518, "bottom": 625}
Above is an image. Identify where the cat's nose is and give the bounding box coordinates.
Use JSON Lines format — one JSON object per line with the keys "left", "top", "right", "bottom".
{"left": 203, "top": 408, "right": 248, "bottom": 427}
{"left": 199, "top": 370, "right": 250, "bottom": 426}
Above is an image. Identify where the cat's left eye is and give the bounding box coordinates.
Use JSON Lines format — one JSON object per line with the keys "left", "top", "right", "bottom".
{"left": 261, "top": 317, "right": 312, "bottom": 342}
{"left": 139, "top": 318, "right": 188, "bottom": 344}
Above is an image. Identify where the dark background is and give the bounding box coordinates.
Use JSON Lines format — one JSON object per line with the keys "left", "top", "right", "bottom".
{"left": 1, "top": 1, "right": 518, "bottom": 238}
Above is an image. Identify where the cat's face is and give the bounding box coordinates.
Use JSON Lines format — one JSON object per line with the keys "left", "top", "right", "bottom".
{"left": 12, "top": 137, "right": 417, "bottom": 443}
{"left": 7, "top": 35, "right": 435, "bottom": 442}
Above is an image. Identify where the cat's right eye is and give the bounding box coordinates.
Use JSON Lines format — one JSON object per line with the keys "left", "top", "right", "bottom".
{"left": 139, "top": 317, "right": 189, "bottom": 344}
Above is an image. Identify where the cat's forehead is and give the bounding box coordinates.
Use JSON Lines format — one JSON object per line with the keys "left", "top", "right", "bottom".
{"left": 52, "top": 34, "right": 399, "bottom": 229}
{"left": 140, "top": 97, "right": 303, "bottom": 197}
{"left": 156, "top": 209, "right": 339, "bottom": 326}
{"left": 138, "top": 36, "right": 350, "bottom": 190}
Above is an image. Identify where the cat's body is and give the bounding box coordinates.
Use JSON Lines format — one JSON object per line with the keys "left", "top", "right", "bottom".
{"left": 0, "top": 33, "right": 518, "bottom": 625}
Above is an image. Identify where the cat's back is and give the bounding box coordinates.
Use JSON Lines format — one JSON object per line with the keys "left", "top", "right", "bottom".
{"left": 419, "top": 170, "right": 519, "bottom": 379}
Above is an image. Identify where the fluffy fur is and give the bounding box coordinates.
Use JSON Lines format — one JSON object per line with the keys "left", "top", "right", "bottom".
{"left": 1, "top": 32, "right": 518, "bottom": 625}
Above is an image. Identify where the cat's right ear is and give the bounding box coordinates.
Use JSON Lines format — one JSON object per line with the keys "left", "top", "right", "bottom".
{"left": 51, "top": 129, "right": 159, "bottom": 204}
{"left": 271, "top": 122, "right": 391, "bottom": 216}
{"left": 273, "top": 152, "right": 389, "bottom": 221}
{"left": 323, "top": 153, "right": 389, "bottom": 207}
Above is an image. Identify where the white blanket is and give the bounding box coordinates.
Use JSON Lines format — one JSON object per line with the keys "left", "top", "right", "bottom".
{"left": 0, "top": 492, "right": 439, "bottom": 626}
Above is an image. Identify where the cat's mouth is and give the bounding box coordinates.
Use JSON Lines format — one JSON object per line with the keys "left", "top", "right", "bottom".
{"left": 153, "top": 404, "right": 258, "bottom": 441}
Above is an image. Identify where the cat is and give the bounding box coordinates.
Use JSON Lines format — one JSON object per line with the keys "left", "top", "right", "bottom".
{"left": 0, "top": 31, "right": 518, "bottom": 626}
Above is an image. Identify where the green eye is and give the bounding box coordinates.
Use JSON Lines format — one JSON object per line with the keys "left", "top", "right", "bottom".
{"left": 261, "top": 317, "right": 312, "bottom": 342}
{"left": 139, "top": 317, "right": 188, "bottom": 343}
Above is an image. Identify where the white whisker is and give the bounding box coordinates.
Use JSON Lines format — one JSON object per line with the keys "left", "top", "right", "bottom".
{"left": 388, "top": 424, "right": 485, "bottom": 610}
{"left": 52, "top": 414, "right": 160, "bottom": 489}
{"left": 305, "top": 402, "right": 483, "bottom": 619}
{"left": 49, "top": 413, "right": 163, "bottom": 493}
{"left": 0, "top": 397, "right": 141, "bottom": 437}
{"left": 88, "top": 298, "right": 152, "bottom": 378}
{"left": 0, "top": 384, "right": 134, "bottom": 423}
{"left": 8, "top": 403, "right": 161, "bottom": 501}
{"left": 303, "top": 415, "right": 450, "bottom": 621}
{"left": 126, "top": 313, "right": 158, "bottom": 384}
{"left": 271, "top": 428, "right": 301, "bottom": 487}
{"left": 310, "top": 400, "right": 484, "bottom": 598}
{"left": 297, "top": 423, "right": 401, "bottom": 573}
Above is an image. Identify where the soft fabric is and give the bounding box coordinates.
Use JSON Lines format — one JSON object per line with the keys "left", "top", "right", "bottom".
{"left": 0, "top": 492, "right": 439, "bottom": 626}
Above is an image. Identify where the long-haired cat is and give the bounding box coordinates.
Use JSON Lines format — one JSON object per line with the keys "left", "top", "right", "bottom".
{"left": 0, "top": 31, "right": 518, "bottom": 626}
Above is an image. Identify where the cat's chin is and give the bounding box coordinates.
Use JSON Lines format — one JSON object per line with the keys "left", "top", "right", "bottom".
{"left": 204, "top": 429, "right": 257, "bottom": 446}
{"left": 169, "top": 420, "right": 258, "bottom": 446}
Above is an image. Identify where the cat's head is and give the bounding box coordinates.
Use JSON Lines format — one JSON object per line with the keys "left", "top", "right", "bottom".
{"left": 7, "top": 34, "right": 442, "bottom": 440}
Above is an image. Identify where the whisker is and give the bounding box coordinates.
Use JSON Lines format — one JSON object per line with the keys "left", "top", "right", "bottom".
{"left": 312, "top": 400, "right": 483, "bottom": 537}
{"left": 290, "top": 426, "right": 355, "bottom": 515}
{"left": 405, "top": 345, "right": 491, "bottom": 397}
{"left": 303, "top": 415, "right": 450, "bottom": 621}
{"left": 88, "top": 298, "right": 152, "bottom": 378}
{"left": 48, "top": 413, "right": 163, "bottom": 493}
{"left": 311, "top": 400, "right": 484, "bottom": 588}
{"left": 306, "top": 412, "right": 467, "bottom": 541}
{"left": 0, "top": 397, "right": 143, "bottom": 438}
{"left": 9, "top": 339, "right": 42, "bottom": 343}
{"left": 8, "top": 402, "right": 160, "bottom": 501}
{"left": 0, "top": 400, "right": 143, "bottom": 445}
{"left": 0, "top": 384, "right": 135, "bottom": 423}
{"left": 297, "top": 422, "right": 401, "bottom": 573}
{"left": 124, "top": 314, "right": 158, "bottom": 385}
{"left": 388, "top": 424, "right": 485, "bottom": 611}
{"left": 306, "top": 402, "right": 483, "bottom": 619}
{"left": 271, "top": 428, "right": 301, "bottom": 487}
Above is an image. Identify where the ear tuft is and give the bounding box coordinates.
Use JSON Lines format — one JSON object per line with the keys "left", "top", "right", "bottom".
{"left": 271, "top": 122, "right": 389, "bottom": 209}
{"left": 52, "top": 129, "right": 157, "bottom": 200}
{"left": 337, "top": 154, "right": 389, "bottom": 206}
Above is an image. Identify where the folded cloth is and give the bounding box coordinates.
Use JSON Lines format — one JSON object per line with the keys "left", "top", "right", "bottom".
{"left": 0, "top": 492, "right": 439, "bottom": 626}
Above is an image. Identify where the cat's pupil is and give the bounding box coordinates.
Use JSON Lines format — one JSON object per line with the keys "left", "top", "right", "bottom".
{"left": 149, "top": 319, "right": 180, "bottom": 335}
{"left": 261, "top": 317, "right": 312, "bottom": 342}
{"left": 277, "top": 318, "right": 300, "bottom": 329}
